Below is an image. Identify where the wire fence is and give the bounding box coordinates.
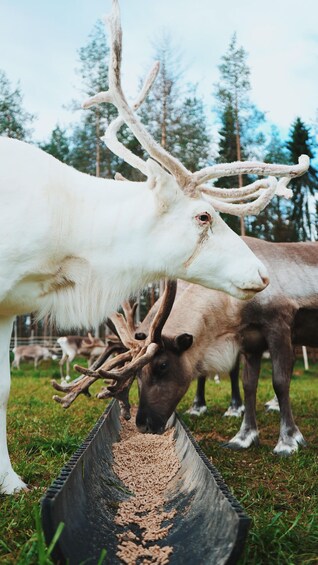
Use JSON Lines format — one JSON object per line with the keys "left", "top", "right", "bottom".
{"left": 10, "top": 335, "right": 63, "bottom": 350}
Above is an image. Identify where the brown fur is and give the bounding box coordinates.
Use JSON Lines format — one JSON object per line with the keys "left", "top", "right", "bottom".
{"left": 136, "top": 237, "right": 318, "bottom": 453}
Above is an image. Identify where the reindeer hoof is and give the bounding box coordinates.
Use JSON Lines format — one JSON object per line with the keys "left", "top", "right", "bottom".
{"left": 222, "top": 431, "right": 259, "bottom": 450}
{"left": 0, "top": 471, "right": 28, "bottom": 495}
{"left": 265, "top": 397, "right": 280, "bottom": 412}
{"left": 223, "top": 405, "right": 245, "bottom": 418}
{"left": 186, "top": 405, "right": 207, "bottom": 417}
{"left": 222, "top": 441, "right": 245, "bottom": 451}
{"left": 273, "top": 431, "right": 306, "bottom": 456}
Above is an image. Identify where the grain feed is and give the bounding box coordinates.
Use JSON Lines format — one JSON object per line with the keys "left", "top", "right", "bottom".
{"left": 112, "top": 412, "right": 180, "bottom": 564}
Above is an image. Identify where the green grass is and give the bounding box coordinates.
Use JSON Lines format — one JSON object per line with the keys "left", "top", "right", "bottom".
{"left": 0, "top": 359, "right": 107, "bottom": 565}
{"left": 179, "top": 360, "right": 318, "bottom": 565}
{"left": 1, "top": 358, "right": 318, "bottom": 564}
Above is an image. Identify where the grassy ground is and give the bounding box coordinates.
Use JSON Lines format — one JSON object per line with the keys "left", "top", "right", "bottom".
{"left": 0, "top": 358, "right": 317, "bottom": 564}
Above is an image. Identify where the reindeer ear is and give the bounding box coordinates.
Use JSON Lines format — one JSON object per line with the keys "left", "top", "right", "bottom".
{"left": 146, "top": 159, "right": 180, "bottom": 208}
{"left": 173, "top": 333, "right": 193, "bottom": 353}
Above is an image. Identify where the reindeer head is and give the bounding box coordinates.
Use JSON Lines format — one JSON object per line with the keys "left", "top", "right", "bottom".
{"left": 52, "top": 280, "right": 193, "bottom": 433}
{"left": 51, "top": 281, "right": 179, "bottom": 417}
{"left": 135, "top": 332, "right": 193, "bottom": 434}
{"left": 52, "top": 0, "right": 310, "bottom": 417}
{"left": 82, "top": 0, "right": 309, "bottom": 300}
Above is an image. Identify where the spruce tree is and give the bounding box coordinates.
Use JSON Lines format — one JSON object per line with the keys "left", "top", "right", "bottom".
{"left": 172, "top": 85, "right": 210, "bottom": 172}
{"left": 286, "top": 118, "right": 318, "bottom": 241}
{"left": 68, "top": 21, "right": 119, "bottom": 178}
{"left": 138, "top": 33, "right": 211, "bottom": 172}
{"left": 214, "top": 34, "right": 265, "bottom": 234}
{"left": 248, "top": 126, "right": 291, "bottom": 241}
{"left": 0, "top": 70, "right": 35, "bottom": 140}
{"left": 40, "top": 125, "right": 70, "bottom": 163}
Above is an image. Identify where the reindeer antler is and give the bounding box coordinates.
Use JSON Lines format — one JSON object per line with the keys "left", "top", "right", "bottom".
{"left": 191, "top": 154, "right": 310, "bottom": 187}
{"left": 83, "top": 0, "right": 190, "bottom": 188}
{"left": 82, "top": 0, "right": 310, "bottom": 217}
{"left": 51, "top": 338, "right": 127, "bottom": 408}
{"left": 52, "top": 281, "right": 177, "bottom": 408}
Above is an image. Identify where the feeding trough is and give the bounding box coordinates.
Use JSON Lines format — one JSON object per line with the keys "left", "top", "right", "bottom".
{"left": 41, "top": 400, "right": 250, "bottom": 564}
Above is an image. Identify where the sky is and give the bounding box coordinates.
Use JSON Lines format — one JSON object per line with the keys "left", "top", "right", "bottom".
{"left": 1, "top": 0, "right": 318, "bottom": 144}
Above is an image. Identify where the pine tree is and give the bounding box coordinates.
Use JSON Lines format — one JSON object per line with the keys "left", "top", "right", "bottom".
{"left": 68, "top": 21, "right": 119, "bottom": 178}
{"left": 248, "top": 126, "right": 291, "bottom": 241}
{"left": 172, "top": 85, "right": 210, "bottom": 172}
{"left": 0, "top": 70, "right": 35, "bottom": 140}
{"left": 214, "top": 34, "right": 265, "bottom": 234}
{"left": 40, "top": 125, "right": 70, "bottom": 163}
{"left": 139, "top": 33, "right": 183, "bottom": 151}
{"left": 138, "top": 33, "right": 211, "bottom": 172}
{"left": 285, "top": 118, "right": 318, "bottom": 241}
{"left": 217, "top": 104, "right": 240, "bottom": 165}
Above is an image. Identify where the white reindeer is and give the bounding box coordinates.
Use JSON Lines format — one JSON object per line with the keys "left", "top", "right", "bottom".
{"left": 0, "top": 0, "right": 309, "bottom": 494}
{"left": 57, "top": 334, "right": 105, "bottom": 381}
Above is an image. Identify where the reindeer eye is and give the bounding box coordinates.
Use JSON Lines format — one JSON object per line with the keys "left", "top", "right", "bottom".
{"left": 156, "top": 361, "right": 168, "bottom": 376}
{"left": 195, "top": 212, "right": 212, "bottom": 225}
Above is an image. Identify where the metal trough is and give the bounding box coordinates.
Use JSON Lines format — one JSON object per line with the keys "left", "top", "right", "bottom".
{"left": 41, "top": 400, "right": 250, "bottom": 564}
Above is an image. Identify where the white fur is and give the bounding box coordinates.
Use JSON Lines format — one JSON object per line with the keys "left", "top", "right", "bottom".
{"left": 202, "top": 338, "right": 240, "bottom": 375}
{"left": 57, "top": 337, "right": 77, "bottom": 362}
{"left": 56, "top": 336, "right": 78, "bottom": 380}
{"left": 265, "top": 395, "right": 280, "bottom": 412}
{"left": 0, "top": 138, "right": 270, "bottom": 494}
{"left": 186, "top": 405, "right": 208, "bottom": 417}
{"left": 273, "top": 426, "right": 306, "bottom": 455}
{"left": 228, "top": 428, "right": 259, "bottom": 449}
{"left": 0, "top": 317, "right": 28, "bottom": 494}
{"left": 0, "top": 140, "right": 268, "bottom": 327}
{"left": 223, "top": 405, "right": 245, "bottom": 418}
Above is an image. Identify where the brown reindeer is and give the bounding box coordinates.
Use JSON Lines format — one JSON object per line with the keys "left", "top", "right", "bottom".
{"left": 51, "top": 281, "right": 178, "bottom": 425}
{"left": 133, "top": 237, "right": 318, "bottom": 455}
{"left": 11, "top": 345, "right": 56, "bottom": 370}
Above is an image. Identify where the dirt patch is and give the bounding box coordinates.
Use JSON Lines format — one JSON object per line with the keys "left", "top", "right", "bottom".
{"left": 112, "top": 413, "right": 180, "bottom": 564}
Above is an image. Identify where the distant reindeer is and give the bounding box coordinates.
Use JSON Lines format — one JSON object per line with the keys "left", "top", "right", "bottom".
{"left": 57, "top": 334, "right": 105, "bottom": 381}
{"left": 0, "top": 0, "right": 308, "bottom": 494}
{"left": 11, "top": 345, "right": 56, "bottom": 370}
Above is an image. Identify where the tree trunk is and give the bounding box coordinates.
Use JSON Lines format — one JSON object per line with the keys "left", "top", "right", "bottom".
{"left": 235, "top": 99, "right": 245, "bottom": 236}
{"left": 96, "top": 109, "right": 100, "bottom": 178}
{"left": 95, "top": 109, "right": 100, "bottom": 338}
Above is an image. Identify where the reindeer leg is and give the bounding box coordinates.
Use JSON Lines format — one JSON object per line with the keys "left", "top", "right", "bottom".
{"left": 59, "top": 354, "right": 67, "bottom": 381}
{"left": 223, "top": 356, "right": 244, "bottom": 417}
{"left": 186, "top": 376, "right": 207, "bottom": 416}
{"left": 269, "top": 337, "right": 306, "bottom": 455}
{"left": 0, "top": 317, "right": 28, "bottom": 494}
{"left": 66, "top": 355, "right": 71, "bottom": 381}
{"left": 224, "top": 352, "right": 261, "bottom": 450}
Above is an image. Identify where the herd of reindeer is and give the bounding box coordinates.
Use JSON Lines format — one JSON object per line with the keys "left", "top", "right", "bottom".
{"left": 0, "top": 0, "right": 317, "bottom": 495}
{"left": 11, "top": 334, "right": 106, "bottom": 376}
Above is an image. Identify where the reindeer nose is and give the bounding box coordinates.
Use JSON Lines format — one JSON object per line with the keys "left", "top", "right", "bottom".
{"left": 259, "top": 271, "right": 270, "bottom": 288}
{"left": 255, "top": 261, "right": 270, "bottom": 290}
